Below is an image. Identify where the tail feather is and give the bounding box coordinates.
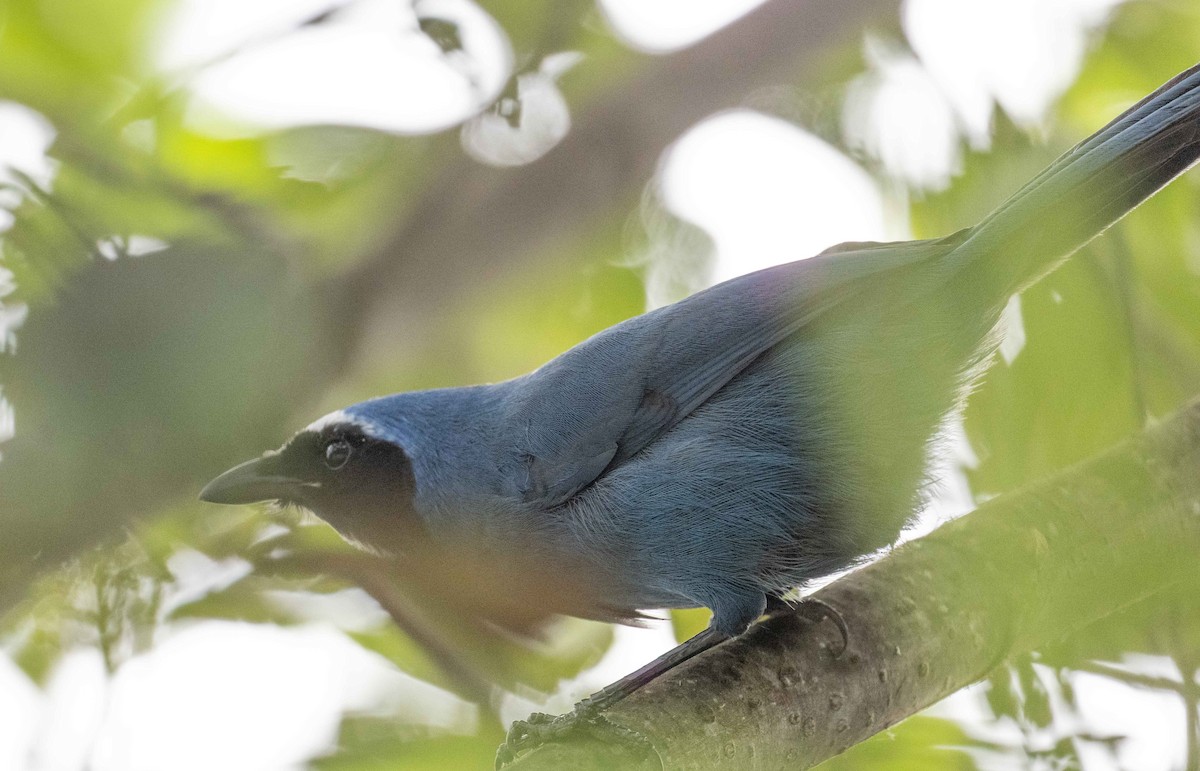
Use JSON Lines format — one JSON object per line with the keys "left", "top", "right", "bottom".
{"left": 954, "top": 62, "right": 1200, "bottom": 298}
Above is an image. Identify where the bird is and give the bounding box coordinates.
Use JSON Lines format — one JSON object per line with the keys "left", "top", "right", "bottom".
{"left": 202, "top": 62, "right": 1200, "bottom": 709}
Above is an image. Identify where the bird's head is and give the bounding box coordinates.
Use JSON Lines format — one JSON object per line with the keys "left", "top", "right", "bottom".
{"left": 200, "top": 409, "right": 420, "bottom": 553}
{"left": 201, "top": 393, "right": 649, "bottom": 630}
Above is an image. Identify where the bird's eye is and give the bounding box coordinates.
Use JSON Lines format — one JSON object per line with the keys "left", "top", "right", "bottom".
{"left": 324, "top": 439, "right": 352, "bottom": 470}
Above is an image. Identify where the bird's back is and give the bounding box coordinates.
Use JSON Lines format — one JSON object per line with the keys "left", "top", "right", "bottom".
{"left": 553, "top": 241, "right": 999, "bottom": 621}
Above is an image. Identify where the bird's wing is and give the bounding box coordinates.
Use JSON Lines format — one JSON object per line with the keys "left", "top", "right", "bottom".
{"left": 506, "top": 233, "right": 967, "bottom": 509}
{"left": 507, "top": 63, "right": 1200, "bottom": 511}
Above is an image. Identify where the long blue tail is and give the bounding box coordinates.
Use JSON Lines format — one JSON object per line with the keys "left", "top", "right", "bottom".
{"left": 952, "top": 63, "right": 1200, "bottom": 298}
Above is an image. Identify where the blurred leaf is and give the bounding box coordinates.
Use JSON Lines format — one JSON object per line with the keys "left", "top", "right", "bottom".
{"left": 349, "top": 624, "right": 454, "bottom": 692}
{"left": 0, "top": 0, "right": 159, "bottom": 118}
{"left": 313, "top": 718, "right": 498, "bottom": 771}
{"left": 474, "top": 0, "right": 593, "bottom": 61}
{"left": 499, "top": 617, "right": 612, "bottom": 693}
{"left": 418, "top": 17, "right": 464, "bottom": 55}
{"left": 1018, "top": 659, "right": 1053, "bottom": 729}
{"left": 4, "top": 538, "right": 166, "bottom": 678}
{"left": 350, "top": 612, "right": 612, "bottom": 697}
{"left": 460, "top": 234, "right": 646, "bottom": 381}
{"left": 169, "top": 577, "right": 303, "bottom": 626}
{"left": 908, "top": 26, "right": 1200, "bottom": 498}
{"left": 816, "top": 716, "right": 979, "bottom": 771}
{"left": 962, "top": 253, "right": 1141, "bottom": 495}
{"left": 670, "top": 607, "right": 711, "bottom": 644}
{"left": 1040, "top": 579, "right": 1200, "bottom": 666}
{"left": 8, "top": 621, "right": 65, "bottom": 685}
{"left": 984, "top": 667, "right": 1016, "bottom": 722}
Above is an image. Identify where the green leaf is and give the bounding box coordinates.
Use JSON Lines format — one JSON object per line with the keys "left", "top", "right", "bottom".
{"left": 670, "top": 607, "right": 711, "bottom": 643}
{"left": 816, "top": 715, "right": 980, "bottom": 771}
{"left": 168, "top": 579, "right": 303, "bottom": 626}
{"left": 312, "top": 718, "right": 498, "bottom": 771}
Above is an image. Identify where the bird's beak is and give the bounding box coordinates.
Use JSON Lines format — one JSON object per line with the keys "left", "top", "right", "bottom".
{"left": 199, "top": 453, "right": 304, "bottom": 505}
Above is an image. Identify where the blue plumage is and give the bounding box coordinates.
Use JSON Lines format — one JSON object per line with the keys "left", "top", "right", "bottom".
{"left": 201, "top": 62, "right": 1200, "bottom": 702}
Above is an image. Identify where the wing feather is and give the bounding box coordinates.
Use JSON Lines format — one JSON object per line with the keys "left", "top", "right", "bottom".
{"left": 506, "top": 234, "right": 966, "bottom": 508}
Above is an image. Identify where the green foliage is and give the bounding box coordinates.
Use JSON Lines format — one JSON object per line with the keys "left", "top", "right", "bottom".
{"left": 311, "top": 719, "right": 500, "bottom": 771}
{"left": 816, "top": 716, "right": 977, "bottom": 771}
{"left": 908, "top": 7, "right": 1200, "bottom": 499}
{"left": 2, "top": 0, "right": 1199, "bottom": 768}
{"left": 670, "top": 607, "right": 712, "bottom": 643}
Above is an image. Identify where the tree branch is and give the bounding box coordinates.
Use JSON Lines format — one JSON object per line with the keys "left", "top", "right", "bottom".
{"left": 500, "top": 396, "right": 1200, "bottom": 769}
{"left": 329, "top": 0, "right": 900, "bottom": 365}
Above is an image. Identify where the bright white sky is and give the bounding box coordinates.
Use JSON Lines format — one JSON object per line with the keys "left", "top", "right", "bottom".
{"left": 1, "top": 0, "right": 1185, "bottom": 769}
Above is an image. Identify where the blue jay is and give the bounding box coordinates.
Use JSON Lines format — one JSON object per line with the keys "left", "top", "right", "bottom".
{"left": 202, "top": 63, "right": 1200, "bottom": 707}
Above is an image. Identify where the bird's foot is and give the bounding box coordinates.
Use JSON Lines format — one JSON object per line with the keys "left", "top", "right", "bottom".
{"left": 769, "top": 596, "right": 851, "bottom": 657}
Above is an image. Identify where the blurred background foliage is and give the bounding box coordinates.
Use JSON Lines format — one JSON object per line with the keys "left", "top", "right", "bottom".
{"left": 1, "top": 0, "right": 1199, "bottom": 768}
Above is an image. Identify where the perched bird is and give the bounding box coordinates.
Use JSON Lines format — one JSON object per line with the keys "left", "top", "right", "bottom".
{"left": 202, "top": 63, "right": 1200, "bottom": 707}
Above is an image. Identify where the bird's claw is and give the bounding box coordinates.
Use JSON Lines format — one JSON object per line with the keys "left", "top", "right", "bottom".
{"left": 773, "top": 596, "right": 851, "bottom": 658}
{"left": 496, "top": 711, "right": 556, "bottom": 769}
{"left": 496, "top": 706, "right": 655, "bottom": 769}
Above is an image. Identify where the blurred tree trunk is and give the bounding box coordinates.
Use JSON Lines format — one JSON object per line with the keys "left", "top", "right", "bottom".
{"left": 327, "top": 0, "right": 901, "bottom": 371}
{"left": 499, "top": 396, "right": 1200, "bottom": 770}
